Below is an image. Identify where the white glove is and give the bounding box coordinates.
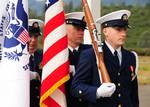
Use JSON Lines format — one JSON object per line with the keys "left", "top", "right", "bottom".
{"left": 69, "top": 65, "right": 75, "bottom": 76}
{"left": 96, "top": 83, "right": 116, "bottom": 98}
{"left": 30, "top": 71, "right": 40, "bottom": 81}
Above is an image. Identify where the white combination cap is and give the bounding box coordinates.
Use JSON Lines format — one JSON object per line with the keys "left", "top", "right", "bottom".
{"left": 65, "top": 12, "right": 86, "bottom": 29}
{"left": 96, "top": 10, "right": 131, "bottom": 28}
{"left": 65, "top": 12, "right": 84, "bottom": 20}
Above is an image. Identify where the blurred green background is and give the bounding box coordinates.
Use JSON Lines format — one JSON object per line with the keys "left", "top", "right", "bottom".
{"left": 29, "top": 0, "right": 150, "bottom": 84}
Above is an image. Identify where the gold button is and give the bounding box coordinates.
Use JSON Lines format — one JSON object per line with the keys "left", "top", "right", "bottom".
{"left": 79, "top": 98, "right": 82, "bottom": 102}
{"left": 118, "top": 104, "right": 122, "bottom": 107}
{"left": 79, "top": 90, "right": 82, "bottom": 94}
{"left": 118, "top": 83, "right": 121, "bottom": 86}
{"left": 118, "top": 94, "right": 121, "bottom": 97}
{"left": 37, "top": 96, "right": 40, "bottom": 99}
{"left": 35, "top": 86, "right": 39, "bottom": 90}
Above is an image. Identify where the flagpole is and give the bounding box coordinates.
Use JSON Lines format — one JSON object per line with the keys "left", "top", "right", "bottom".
{"left": 83, "top": 0, "right": 101, "bottom": 44}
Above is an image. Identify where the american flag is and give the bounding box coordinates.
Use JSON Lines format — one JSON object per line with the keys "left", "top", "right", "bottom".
{"left": 15, "top": 27, "right": 29, "bottom": 45}
{"left": 40, "top": 0, "right": 70, "bottom": 107}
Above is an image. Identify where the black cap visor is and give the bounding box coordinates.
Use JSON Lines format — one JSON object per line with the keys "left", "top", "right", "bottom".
{"left": 29, "top": 26, "right": 41, "bottom": 37}
{"left": 102, "top": 19, "right": 130, "bottom": 28}
{"left": 66, "top": 19, "right": 86, "bottom": 29}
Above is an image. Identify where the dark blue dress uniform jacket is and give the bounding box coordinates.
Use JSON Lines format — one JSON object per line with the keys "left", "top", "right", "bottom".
{"left": 65, "top": 44, "right": 92, "bottom": 107}
{"left": 29, "top": 49, "right": 43, "bottom": 107}
{"left": 71, "top": 42, "right": 139, "bottom": 107}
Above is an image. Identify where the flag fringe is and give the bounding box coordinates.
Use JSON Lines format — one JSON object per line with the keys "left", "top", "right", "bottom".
{"left": 40, "top": 74, "right": 70, "bottom": 107}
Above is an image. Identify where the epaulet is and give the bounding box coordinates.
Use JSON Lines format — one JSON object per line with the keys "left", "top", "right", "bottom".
{"left": 131, "top": 51, "right": 139, "bottom": 81}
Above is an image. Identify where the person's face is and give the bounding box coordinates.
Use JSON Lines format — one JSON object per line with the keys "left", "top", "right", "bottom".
{"left": 28, "top": 34, "right": 38, "bottom": 54}
{"left": 33, "top": 22, "right": 39, "bottom": 28}
{"left": 103, "top": 27, "right": 128, "bottom": 49}
{"left": 66, "top": 24, "right": 84, "bottom": 47}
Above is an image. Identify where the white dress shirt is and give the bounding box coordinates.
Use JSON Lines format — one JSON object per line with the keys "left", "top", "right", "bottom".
{"left": 105, "top": 41, "right": 122, "bottom": 65}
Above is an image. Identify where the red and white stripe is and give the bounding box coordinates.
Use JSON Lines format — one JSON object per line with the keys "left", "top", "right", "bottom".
{"left": 17, "top": 30, "right": 29, "bottom": 45}
{"left": 40, "top": 0, "right": 69, "bottom": 107}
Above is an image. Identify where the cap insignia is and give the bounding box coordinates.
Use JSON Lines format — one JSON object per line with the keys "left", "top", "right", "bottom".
{"left": 122, "top": 14, "right": 128, "bottom": 21}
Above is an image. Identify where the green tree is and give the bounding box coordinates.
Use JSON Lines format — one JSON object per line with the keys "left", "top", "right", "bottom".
{"left": 29, "top": 8, "right": 37, "bottom": 19}
{"left": 64, "top": 1, "right": 74, "bottom": 13}
{"left": 138, "top": 31, "right": 150, "bottom": 48}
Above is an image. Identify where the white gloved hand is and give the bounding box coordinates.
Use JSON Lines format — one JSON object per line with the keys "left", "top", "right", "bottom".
{"left": 96, "top": 83, "right": 116, "bottom": 98}
{"left": 30, "top": 71, "right": 40, "bottom": 81}
{"left": 69, "top": 65, "right": 75, "bottom": 76}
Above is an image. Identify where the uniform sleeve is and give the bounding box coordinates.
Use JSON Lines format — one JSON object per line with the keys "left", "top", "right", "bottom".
{"left": 71, "top": 49, "right": 98, "bottom": 103}
{"left": 131, "top": 77, "right": 139, "bottom": 107}
{"left": 130, "top": 52, "right": 139, "bottom": 107}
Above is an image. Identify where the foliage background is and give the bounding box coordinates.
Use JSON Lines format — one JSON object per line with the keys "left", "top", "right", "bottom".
{"left": 29, "top": 0, "right": 150, "bottom": 55}
{"left": 29, "top": 0, "right": 150, "bottom": 85}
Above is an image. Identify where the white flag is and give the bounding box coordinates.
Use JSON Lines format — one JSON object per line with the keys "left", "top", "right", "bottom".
{"left": 0, "top": 0, "right": 30, "bottom": 107}
{"left": 0, "top": 0, "right": 8, "bottom": 62}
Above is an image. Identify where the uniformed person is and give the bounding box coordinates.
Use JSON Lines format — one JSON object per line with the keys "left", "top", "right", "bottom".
{"left": 32, "top": 21, "right": 40, "bottom": 29}
{"left": 65, "top": 12, "right": 92, "bottom": 107}
{"left": 71, "top": 10, "right": 139, "bottom": 107}
{"left": 28, "top": 24, "right": 43, "bottom": 107}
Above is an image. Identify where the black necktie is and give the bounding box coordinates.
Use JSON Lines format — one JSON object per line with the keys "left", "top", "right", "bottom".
{"left": 29, "top": 55, "right": 34, "bottom": 71}
{"left": 114, "top": 50, "right": 120, "bottom": 67}
{"left": 73, "top": 49, "right": 78, "bottom": 55}
{"left": 72, "top": 49, "right": 79, "bottom": 65}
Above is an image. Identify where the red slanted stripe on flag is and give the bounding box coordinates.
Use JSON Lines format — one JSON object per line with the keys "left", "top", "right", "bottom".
{"left": 42, "top": 35, "right": 67, "bottom": 66}
{"left": 41, "top": 60, "right": 69, "bottom": 96}
{"left": 59, "top": 84, "right": 65, "bottom": 94}
{"left": 44, "top": 11, "right": 65, "bottom": 41}
{"left": 43, "top": 96, "right": 61, "bottom": 107}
